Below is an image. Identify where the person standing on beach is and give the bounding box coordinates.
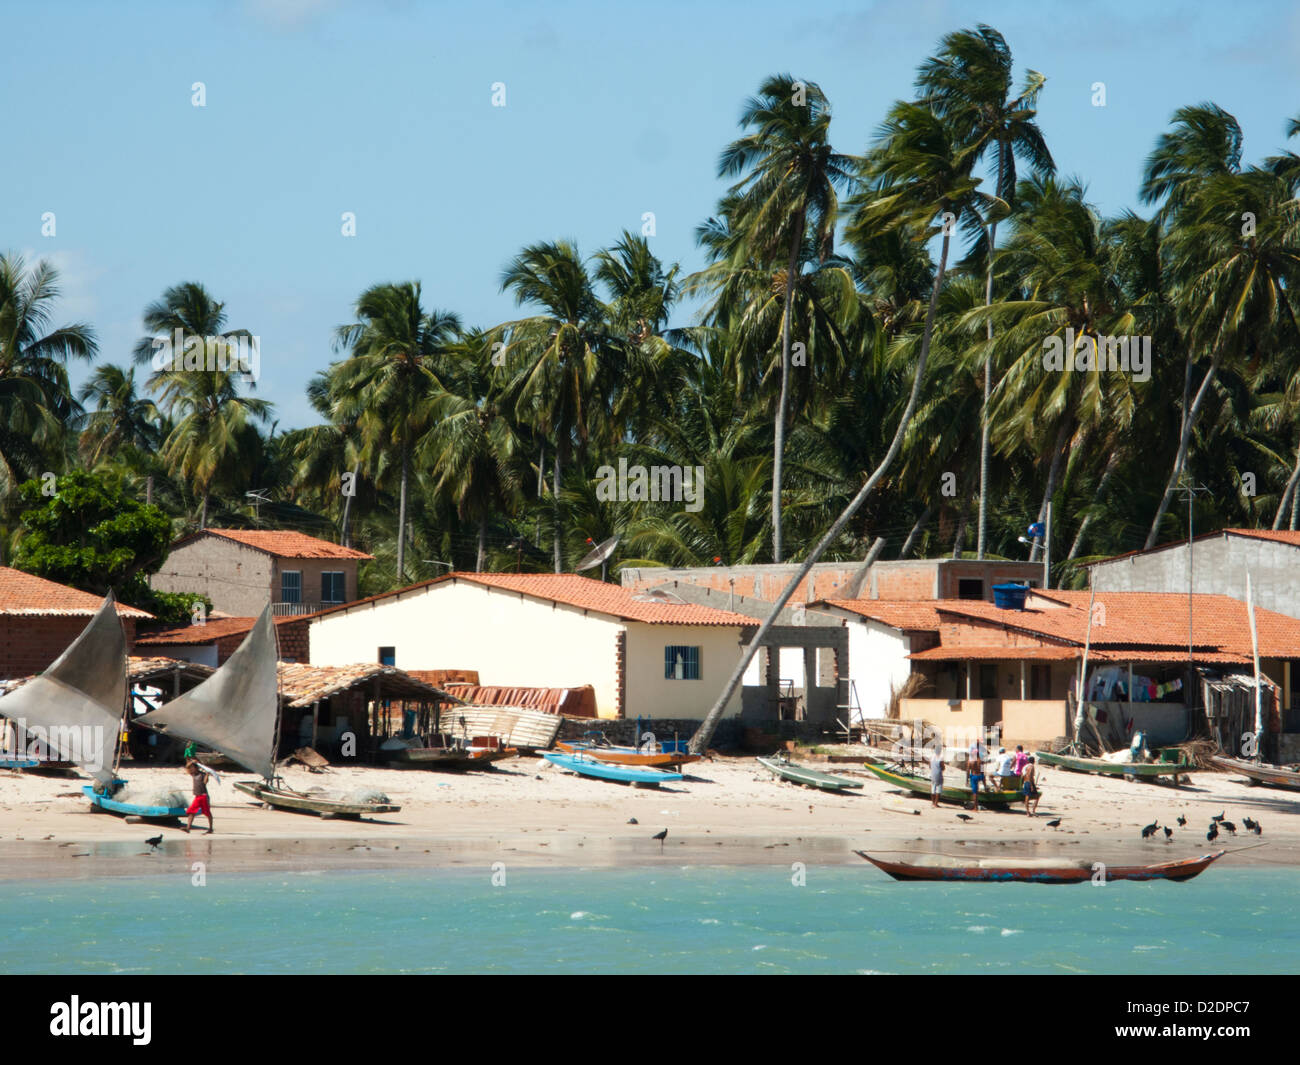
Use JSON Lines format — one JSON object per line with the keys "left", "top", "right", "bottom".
{"left": 184, "top": 758, "right": 213, "bottom": 834}
{"left": 1012, "top": 745, "right": 1029, "bottom": 776}
{"left": 1022, "top": 757, "right": 1040, "bottom": 816}
{"left": 929, "top": 748, "right": 944, "bottom": 808}
{"left": 967, "top": 739, "right": 985, "bottom": 811}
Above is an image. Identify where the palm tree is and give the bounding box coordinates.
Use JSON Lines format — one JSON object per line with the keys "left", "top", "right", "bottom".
{"left": 0, "top": 253, "right": 97, "bottom": 495}
{"left": 76, "top": 364, "right": 160, "bottom": 467}
{"left": 333, "top": 282, "right": 460, "bottom": 581}
{"left": 915, "top": 25, "right": 1053, "bottom": 558}
{"left": 716, "top": 74, "right": 854, "bottom": 562}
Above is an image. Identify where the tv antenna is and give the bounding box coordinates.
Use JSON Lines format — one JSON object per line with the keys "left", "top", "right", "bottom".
{"left": 245, "top": 489, "right": 271, "bottom": 520}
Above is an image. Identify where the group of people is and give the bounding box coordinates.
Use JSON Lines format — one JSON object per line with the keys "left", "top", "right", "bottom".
{"left": 928, "top": 741, "right": 1040, "bottom": 815}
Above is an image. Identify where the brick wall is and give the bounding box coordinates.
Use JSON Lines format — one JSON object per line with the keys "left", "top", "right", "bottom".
{"left": 0, "top": 616, "right": 138, "bottom": 678}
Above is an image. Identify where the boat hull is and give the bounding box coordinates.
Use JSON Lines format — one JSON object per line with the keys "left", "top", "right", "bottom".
{"left": 1035, "top": 751, "right": 1188, "bottom": 780}
{"left": 756, "top": 756, "right": 863, "bottom": 793}
{"left": 386, "top": 747, "right": 513, "bottom": 770}
{"left": 542, "top": 751, "right": 682, "bottom": 785}
{"left": 233, "top": 780, "right": 401, "bottom": 818}
{"left": 860, "top": 761, "right": 1026, "bottom": 806}
{"left": 855, "top": 849, "right": 1225, "bottom": 883}
{"left": 556, "top": 741, "right": 700, "bottom": 768}
{"left": 1210, "top": 755, "right": 1300, "bottom": 791}
{"left": 83, "top": 783, "right": 187, "bottom": 821}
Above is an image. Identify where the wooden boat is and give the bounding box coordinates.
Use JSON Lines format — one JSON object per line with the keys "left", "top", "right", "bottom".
{"left": 233, "top": 780, "right": 400, "bottom": 818}
{"left": 0, "top": 757, "right": 41, "bottom": 770}
{"left": 1034, "top": 750, "right": 1189, "bottom": 781}
{"left": 542, "top": 750, "right": 682, "bottom": 786}
{"left": 556, "top": 740, "right": 700, "bottom": 768}
{"left": 855, "top": 849, "right": 1226, "bottom": 883}
{"left": 383, "top": 735, "right": 517, "bottom": 770}
{"left": 84, "top": 780, "right": 186, "bottom": 821}
{"left": 860, "top": 760, "right": 1027, "bottom": 806}
{"left": 756, "top": 755, "right": 864, "bottom": 793}
{"left": 1210, "top": 755, "right": 1300, "bottom": 792}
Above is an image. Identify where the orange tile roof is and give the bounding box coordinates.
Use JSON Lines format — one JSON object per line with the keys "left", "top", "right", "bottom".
{"left": 1223, "top": 528, "right": 1300, "bottom": 546}
{"left": 136, "top": 614, "right": 308, "bottom": 644}
{"left": 313, "top": 572, "right": 756, "bottom": 626}
{"left": 182, "top": 529, "right": 373, "bottom": 560}
{"left": 909, "top": 645, "right": 1077, "bottom": 661}
{"left": 810, "top": 599, "right": 944, "bottom": 631}
{"left": 0, "top": 567, "right": 152, "bottom": 618}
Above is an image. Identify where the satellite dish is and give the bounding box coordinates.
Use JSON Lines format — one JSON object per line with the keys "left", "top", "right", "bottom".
{"left": 576, "top": 536, "right": 620, "bottom": 579}
{"left": 632, "top": 588, "right": 686, "bottom": 604}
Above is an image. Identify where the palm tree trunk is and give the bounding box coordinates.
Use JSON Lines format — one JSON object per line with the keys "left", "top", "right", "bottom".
{"left": 772, "top": 216, "right": 804, "bottom": 564}
{"left": 977, "top": 219, "right": 997, "bottom": 559}
{"left": 340, "top": 464, "right": 358, "bottom": 547}
{"left": 1029, "top": 418, "right": 1071, "bottom": 562}
{"left": 1144, "top": 354, "right": 1221, "bottom": 549}
{"left": 951, "top": 505, "right": 968, "bottom": 559}
{"left": 397, "top": 443, "right": 409, "bottom": 581}
{"left": 689, "top": 230, "right": 951, "bottom": 754}
{"left": 476, "top": 514, "right": 487, "bottom": 573}
{"left": 145, "top": 475, "right": 153, "bottom": 507}
{"left": 553, "top": 447, "right": 562, "bottom": 574}
{"left": 900, "top": 503, "right": 933, "bottom": 559}
{"left": 1272, "top": 442, "right": 1300, "bottom": 530}
{"left": 1068, "top": 448, "right": 1120, "bottom": 559}
{"left": 199, "top": 491, "right": 208, "bottom": 530}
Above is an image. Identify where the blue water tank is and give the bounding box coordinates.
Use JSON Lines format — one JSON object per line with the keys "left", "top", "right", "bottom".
{"left": 992, "top": 583, "right": 1029, "bottom": 610}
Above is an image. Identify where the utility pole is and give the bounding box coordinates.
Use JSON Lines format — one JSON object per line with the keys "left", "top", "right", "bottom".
{"left": 1043, "top": 501, "right": 1052, "bottom": 590}
{"left": 1177, "top": 477, "right": 1210, "bottom": 704}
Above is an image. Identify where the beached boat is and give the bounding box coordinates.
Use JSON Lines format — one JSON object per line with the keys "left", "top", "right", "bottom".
{"left": 0, "top": 757, "right": 40, "bottom": 770}
{"left": 381, "top": 735, "right": 516, "bottom": 770}
{"left": 0, "top": 593, "right": 188, "bottom": 821}
{"left": 860, "top": 760, "right": 1027, "bottom": 806}
{"left": 1209, "top": 755, "right": 1300, "bottom": 792}
{"left": 557, "top": 738, "right": 700, "bottom": 768}
{"left": 138, "top": 608, "right": 401, "bottom": 820}
{"left": 854, "top": 849, "right": 1226, "bottom": 883}
{"left": 756, "top": 755, "right": 864, "bottom": 793}
{"left": 1034, "top": 750, "right": 1189, "bottom": 782}
{"left": 542, "top": 750, "right": 682, "bottom": 786}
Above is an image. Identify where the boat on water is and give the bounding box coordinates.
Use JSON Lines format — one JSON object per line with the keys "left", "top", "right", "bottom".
{"left": 1034, "top": 749, "right": 1190, "bottom": 783}
{"left": 756, "top": 755, "right": 863, "bottom": 793}
{"left": 137, "top": 608, "right": 400, "bottom": 820}
{"left": 855, "top": 849, "right": 1226, "bottom": 883}
{"left": 542, "top": 750, "right": 682, "bottom": 786}
{"left": 557, "top": 734, "right": 701, "bottom": 768}
{"left": 860, "top": 760, "right": 1026, "bottom": 806}
{"left": 1210, "top": 755, "right": 1300, "bottom": 792}
{"left": 0, "top": 593, "right": 188, "bottom": 821}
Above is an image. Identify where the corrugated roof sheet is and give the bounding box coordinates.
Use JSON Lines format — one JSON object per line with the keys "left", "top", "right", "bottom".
{"left": 182, "top": 529, "right": 373, "bottom": 560}
{"left": 0, "top": 567, "right": 152, "bottom": 618}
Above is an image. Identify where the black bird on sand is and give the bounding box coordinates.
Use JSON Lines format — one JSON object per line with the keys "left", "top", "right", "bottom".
{"left": 1045, "top": 818, "right": 1062, "bottom": 828}
{"left": 627, "top": 818, "right": 638, "bottom": 825}
{"left": 145, "top": 835, "right": 163, "bottom": 849}
{"left": 1176, "top": 815, "right": 1187, "bottom": 827}
{"left": 1252, "top": 820, "right": 1262, "bottom": 835}
{"left": 956, "top": 813, "right": 973, "bottom": 822}
{"left": 652, "top": 829, "right": 668, "bottom": 850}
{"left": 1242, "top": 816, "right": 1257, "bottom": 832}
{"left": 1163, "top": 826, "right": 1173, "bottom": 840}
{"left": 1140, "top": 820, "right": 1159, "bottom": 840}
{"left": 1221, "top": 821, "right": 1236, "bottom": 835}
{"left": 1211, "top": 811, "right": 1225, "bottom": 822}
{"left": 1207, "top": 823, "right": 1219, "bottom": 842}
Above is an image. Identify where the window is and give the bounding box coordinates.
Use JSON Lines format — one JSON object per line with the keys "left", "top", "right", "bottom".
{"left": 322, "top": 571, "right": 345, "bottom": 604}
{"left": 281, "top": 570, "right": 302, "bottom": 603}
{"left": 378, "top": 646, "right": 396, "bottom": 666}
{"left": 664, "top": 645, "right": 700, "bottom": 680}
{"left": 958, "top": 579, "right": 984, "bottom": 600}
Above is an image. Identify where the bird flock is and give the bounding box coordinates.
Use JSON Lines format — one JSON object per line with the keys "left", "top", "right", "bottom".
{"left": 1138, "top": 811, "right": 1262, "bottom": 844}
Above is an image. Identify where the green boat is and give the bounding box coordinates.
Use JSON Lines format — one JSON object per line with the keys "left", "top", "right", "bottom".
{"left": 1034, "top": 750, "right": 1189, "bottom": 782}
{"left": 756, "top": 756, "right": 864, "bottom": 793}
{"left": 860, "top": 760, "right": 1026, "bottom": 806}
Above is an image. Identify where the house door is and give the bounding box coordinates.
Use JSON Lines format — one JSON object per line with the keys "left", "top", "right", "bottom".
{"left": 1030, "top": 665, "right": 1051, "bottom": 700}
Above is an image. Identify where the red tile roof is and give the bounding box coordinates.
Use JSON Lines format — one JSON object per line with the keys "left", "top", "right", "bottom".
{"left": 313, "top": 572, "right": 756, "bottom": 626}
{"left": 811, "top": 599, "right": 943, "bottom": 631}
{"left": 909, "top": 645, "right": 1078, "bottom": 661}
{"left": 0, "top": 567, "right": 152, "bottom": 618}
{"left": 136, "top": 614, "right": 308, "bottom": 645}
{"left": 180, "top": 529, "right": 373, "bottom": 560}
{"left": 1223, "top": 528, "right": 1300, "bottom": 546}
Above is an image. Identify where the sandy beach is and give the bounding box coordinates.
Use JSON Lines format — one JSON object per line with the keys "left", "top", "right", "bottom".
{"left": 0, "top": 753, "right": 1294, "bottom": 880}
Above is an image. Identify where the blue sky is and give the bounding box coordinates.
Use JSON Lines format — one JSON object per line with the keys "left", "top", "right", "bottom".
{"left": 3, "top": 0, "right": 1297, "bottom": 430}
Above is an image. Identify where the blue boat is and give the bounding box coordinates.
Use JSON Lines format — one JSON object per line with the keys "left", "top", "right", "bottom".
{"left": 83, "top": 781, "right": 187, "bottom": 821}
{"left": 542, "top": 750, "right": 682, "bottom": 785}
{"left": 0, "top": 758, "right": 40, "bottom": 770}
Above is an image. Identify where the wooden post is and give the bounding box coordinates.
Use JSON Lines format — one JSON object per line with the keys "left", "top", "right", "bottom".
{"left": 1019, "top": 660, "right": 1026, "bottom": 700}
{"left": 310, "top": 700, "right": 319, "bottom": 749}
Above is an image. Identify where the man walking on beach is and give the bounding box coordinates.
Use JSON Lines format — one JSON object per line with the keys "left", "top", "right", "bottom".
{"left": 967, "top": 739, "right": 985, "bottom": 811}
{"left": 184, "top": 758, "right": 214, "bottom": 834}
{"left": 929, "top": 747, "right": 944, "bottom": 808}
{"left": 1022, "top": 756, "right": 1040, "bottom": 817}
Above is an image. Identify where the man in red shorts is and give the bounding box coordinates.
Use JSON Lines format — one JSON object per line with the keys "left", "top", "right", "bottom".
{"left": 183, "top": 758, "right": 214, "bottom": 834}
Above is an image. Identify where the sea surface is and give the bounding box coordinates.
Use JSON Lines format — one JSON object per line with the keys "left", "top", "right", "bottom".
{"left": 1, "top": 865, "right": 1295, "bottom": 974}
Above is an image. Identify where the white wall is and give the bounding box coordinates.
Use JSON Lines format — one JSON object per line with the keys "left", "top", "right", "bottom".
{"left": 310, "top": 581, "right": 623, "bottom": 715}
{"left": 846, "top": 619, "right": 914, "bottom": 721}
{"left": 623, "top": 624, "right": 745, "bottom": 721}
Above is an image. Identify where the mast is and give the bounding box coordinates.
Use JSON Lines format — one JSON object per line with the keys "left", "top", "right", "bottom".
{"left": 1247, "top": 571, "right": 1262, "bottom": 763}
{"left": 1073, "top": 585, "right": 1096, "bottom": 753}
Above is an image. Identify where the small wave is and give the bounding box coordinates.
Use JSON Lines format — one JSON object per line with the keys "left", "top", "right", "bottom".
{"left": 699, "top": 918, "right": 720, "bottom": 925}
{"left": 1000, "top": 929, "right": 1022, "bottom": 937}
{"left": 570, "top": 911, "right": 588, "bottom": 920}
{"left": 966, "top": 925, "right": 988, "bottom": 933}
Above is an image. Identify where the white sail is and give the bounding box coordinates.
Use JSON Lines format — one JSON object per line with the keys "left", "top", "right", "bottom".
{"left": 0, "top": 593, "right": 125, "bottom": 787}
{"left": 137, "top": 606, "right": 279, "bottom": 780}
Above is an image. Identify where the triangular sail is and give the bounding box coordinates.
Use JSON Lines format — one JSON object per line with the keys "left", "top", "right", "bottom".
{"left": 137, "top": 606, "right": 279, "bottom": 780}
{"left": 0, "top": 592, "right": 126, "bottom": 787}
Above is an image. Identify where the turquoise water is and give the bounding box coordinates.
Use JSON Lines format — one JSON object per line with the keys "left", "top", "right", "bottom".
{"left": 2, "top": 865, "right": 1295, "bottom": 974}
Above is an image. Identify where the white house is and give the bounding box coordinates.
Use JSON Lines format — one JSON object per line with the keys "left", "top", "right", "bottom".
{"left": 307, "top": 573, "right": 755, "bottom": 721}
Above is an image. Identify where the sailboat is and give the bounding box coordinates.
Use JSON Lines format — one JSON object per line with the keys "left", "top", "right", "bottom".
{"left": 137, "top": 607, "right": 401, "bottom": 819}
{"left": 0, "top": 593, "right": 188, "bottom": 819}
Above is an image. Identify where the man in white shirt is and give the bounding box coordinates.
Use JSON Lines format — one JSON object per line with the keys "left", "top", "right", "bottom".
{"left": 929, "top": 748, "right": 945, "bottom": 808}
{"left": 991, "top": 747, "right": 1016, "bottom": 789}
